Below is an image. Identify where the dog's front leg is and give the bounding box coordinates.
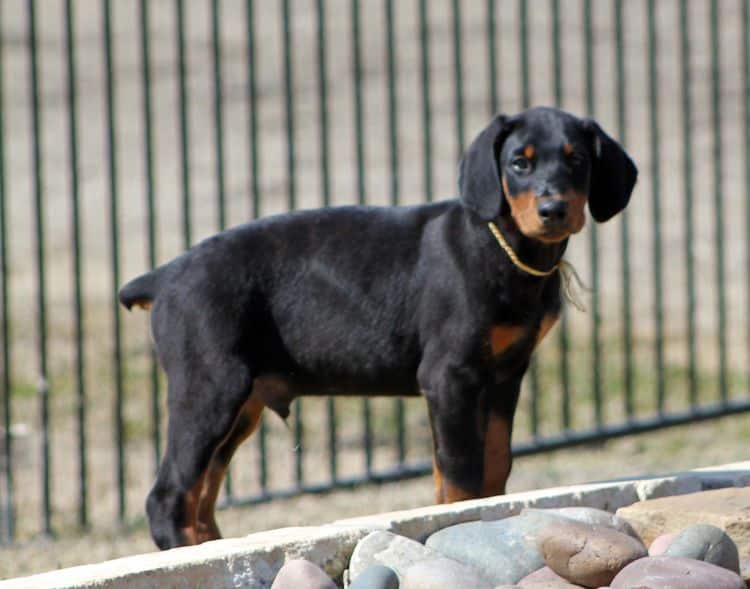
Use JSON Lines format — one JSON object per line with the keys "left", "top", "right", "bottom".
{"left": 420, "top": 363, "right": 485, "bottom": 503}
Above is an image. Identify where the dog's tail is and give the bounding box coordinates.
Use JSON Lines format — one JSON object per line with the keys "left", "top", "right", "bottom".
{"left": 119, "top": 269, "right": 164, "bottom": 311}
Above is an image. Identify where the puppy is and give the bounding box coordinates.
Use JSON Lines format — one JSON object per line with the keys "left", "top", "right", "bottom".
{"left": 119, "top": 106, "right": 637, "bottom": 549}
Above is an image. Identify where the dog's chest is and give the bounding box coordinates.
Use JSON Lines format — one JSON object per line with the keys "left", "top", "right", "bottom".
{"left": 487, "top": 312, "right": 559, "bottom": 359}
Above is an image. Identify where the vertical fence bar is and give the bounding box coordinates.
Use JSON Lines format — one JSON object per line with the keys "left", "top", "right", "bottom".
{"left": 351, "top": 0, "right": 373, "bottom": 476}
{"left": 245, "top": 0, "right": 267, "bottom": 493}
{"left": 28, "top": 0, "right": 52, "bottom": 536}
{"left": 419, "top": 0, "right": 433, "bottom": 201}
{"left": 744, "top": 0, "right": 750, "bottom": 386}
{"left": 680, "top": 0, "right": 697, "bottom": 408}
{"left": 65, "top": 0, "right": 88, "bottom": 529}
{"left": 176, "top": 0, "right": 192, "bottom": 249}
{"left": 211, "top": 0, "right": 234, "bottom": 502}
{"left": 385, "top": 0, "right": 406, "bottom": 466}
{"left": 519, "top": 0, "right": 540, "bottom": 437}
{"left": 212, "top": 0, "right": 227, "bottom": 232}
{"left": 487, "top": 0, "right": 498, "bottom": 115}
{"left": 551, "top": 0, "right": 571, "bottom": 432}
{"left": 0, "top": 0, "right": 14, "bottom": 541}
{"left": 614, "top": 0, "right": 634, "bottom": 419}
{"left": 281, "top": 0, "right": 302, "bottom": 487}
{"left": 647, "top": 0, "right": 665, "bottom": 414}
{"left": 139, "top": 0, "right": 161, "bottom": 471}
{"left": 709, "top": 0, "right": 728, "bottom": 402}
{"left": 103, "top": 0, "right": 126, "bottom": 521}
{"left": 246, "top": 0, "right": 261, "bottom": 220}
{"left": 282, "top": 0, "right": 296, "bottom": 213}
{"left": 451, "top": 0, "right": 464, "bottom": 155}
{"left": 316, "top": 0, "right": 338, "bottom": 482}
{"left": 584, "top": 0, "right": 603, "bottom": 427}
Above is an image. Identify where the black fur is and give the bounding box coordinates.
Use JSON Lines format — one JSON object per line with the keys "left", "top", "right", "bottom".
{"left": 120, "top": 107, "right": 637, "bottom": 549}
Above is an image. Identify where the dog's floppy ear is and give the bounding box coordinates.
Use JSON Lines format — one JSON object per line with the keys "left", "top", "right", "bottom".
{"left": 458, "top": 114, "right": 514, "bottom": 221}
{"left": 585, "top": 119, "right": 638, "bottom": 222}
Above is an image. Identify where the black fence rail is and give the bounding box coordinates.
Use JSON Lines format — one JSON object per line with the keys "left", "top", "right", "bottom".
{"left": 0, "top": 0, "right": 749, "bottom": 545}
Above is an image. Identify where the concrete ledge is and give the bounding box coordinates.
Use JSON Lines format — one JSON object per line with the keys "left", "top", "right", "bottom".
{"left": 3, "top": 462, "right": 749, "bottom": 589}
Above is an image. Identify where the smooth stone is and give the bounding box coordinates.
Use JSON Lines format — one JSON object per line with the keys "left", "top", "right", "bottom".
{"left": 664, "top": 523, "right": 740, "bottom": 573}
{"left": 615, "top": 487, "right": 750, "bottom": 555}
{"left": 648, "top": 532, "right": 678, "bottom": 556}
{"left": 610, "top": 556, "right": 745, "bottom": 589}
{"left": 349, "top": 531, "right": 441, "bottom": 580}
{"left": 350, "top": 564, "right": 400, "bottom": 589}
{"left": 425, "top": 511, "right": 558, "bottom": 584}
{"left": 522, "top": 507, "right": 641, "bottom": 541}
{"left": 537, "top": 519, "right": 648, "bottom": 587}
{"left": 519, "top": 566, "right": 584, "bottom": 587}
{"left": 401, "top": 557, "right": 494, "bottom": 589}
{"left": 270, "top": 559, "right": 337, "bottom": 589}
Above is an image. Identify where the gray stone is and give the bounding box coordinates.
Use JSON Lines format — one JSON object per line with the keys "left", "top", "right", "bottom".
{"left": 401, "top": 557, "right": 494, "bottom": 589}
{"left": 537, "top": 519, "right": 647, "bottom": 588}
{"left": 664, "top": 523, "right": 740, "bottom": 573}
{"left": 425, "top": 511, "right": 558, "bottom": 584}
{"left": 270, "top": 559, "right": 337, "bottom": 589}
{"left": 522, "top": 507, "right": 640, "bottom": 541}
{"left": 610, "top": 556, "right": 745, "bottom": 589}
{"left": 349, "top": 531, "right": 439, "bottom": 580}
{"left": 349, "top": 564, "right": 400, "bottom": 589}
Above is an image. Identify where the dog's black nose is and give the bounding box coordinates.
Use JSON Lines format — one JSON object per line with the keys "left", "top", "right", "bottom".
{"left": 538, "top": 200, "right": 568, "bottom": 222}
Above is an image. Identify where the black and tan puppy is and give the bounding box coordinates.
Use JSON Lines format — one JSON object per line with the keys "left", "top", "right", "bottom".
{"left": 119, "top": 107, "right": 637, "bottom": 550}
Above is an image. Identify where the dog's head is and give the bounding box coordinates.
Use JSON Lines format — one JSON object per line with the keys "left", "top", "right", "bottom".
{"left": 459, "top": 107, "right": 637, "bottom": 242}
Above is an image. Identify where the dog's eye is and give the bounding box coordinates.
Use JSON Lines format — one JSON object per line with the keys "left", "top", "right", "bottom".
{"left": 568, "top": 151, "right": 586, "bottom": 167}
{"left": 511, "top": 156, "right": 532, "bottom": 174}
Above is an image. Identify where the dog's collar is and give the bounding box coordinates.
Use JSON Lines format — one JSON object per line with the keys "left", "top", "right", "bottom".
{"left": 487, "top": 221, "right": 559, "bottom": 277}
{"left": 488, "top": 221, "right": 588, "bottom": 311}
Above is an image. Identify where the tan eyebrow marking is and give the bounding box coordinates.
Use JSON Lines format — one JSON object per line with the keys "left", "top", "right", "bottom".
{"left": 523, "top": 145, "right": 535, "bottom": 159}
{"left": 563, "top": 143, "right": 575, "bottom": 156}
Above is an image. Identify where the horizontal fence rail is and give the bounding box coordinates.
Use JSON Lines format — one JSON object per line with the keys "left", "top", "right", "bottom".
{"left": 0, "top": 0, "right": 749, "bottom": 545}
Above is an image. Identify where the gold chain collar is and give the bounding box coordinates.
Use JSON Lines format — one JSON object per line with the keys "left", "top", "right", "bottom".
{"left": 487, "top": 221, "right": 588, "bottom": 311}
{"left": 487, "top": 221, "right": 559, "bottom": 277}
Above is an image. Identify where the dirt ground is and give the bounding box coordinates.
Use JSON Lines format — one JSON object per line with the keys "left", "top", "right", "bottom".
{"left": 2, "top": 411, "right": 750, "bottom": 579}
{"left": 1, "top": 0, "right": 750, "bottom": 581}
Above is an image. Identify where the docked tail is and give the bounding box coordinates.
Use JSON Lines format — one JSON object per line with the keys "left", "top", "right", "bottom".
{"left": 119, "top": 269, "right": 163, "bottom": 311}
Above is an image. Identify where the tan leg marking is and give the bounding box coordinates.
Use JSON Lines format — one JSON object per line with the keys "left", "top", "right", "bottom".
{"left": 193, "top": 395, "right": 265, "bottom": 543}
{"left": 432, "top": 456, "right": 445, "bottom": 504}
{"left": 432, "top": 456, "right": 477, "bottom": 503}
{"left": 481, "top": 413, "right": 511, "bottom": 497}
{"left": 179, "top": 472, "right": 208, "bottom": 545}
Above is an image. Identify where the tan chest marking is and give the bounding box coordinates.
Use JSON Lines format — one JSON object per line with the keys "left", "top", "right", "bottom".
{"left": 482, "top": 414, "right": 511, "bottom": 497}
{"left": 535, "top": 313, "right": 559, "bottom": 348}
{"left": 489, "top": 325, "right": 526, "bottom": 356}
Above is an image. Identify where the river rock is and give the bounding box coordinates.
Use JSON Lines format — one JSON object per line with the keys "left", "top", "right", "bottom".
{"left": 401, "top": 556, "right": 494, "bottom": 589}
{"left": 270, "top": 559, "right": 337, "bottom": 589}
{"left": 664, "top": 523, "right": 740, "bottom": 573}
{"left": 648, "top": 532, "right": 678, "bottom": 555}
{"left": 537, "top": 519, "right": 647, "bottom": 587}
{"left": 425, "top": 511, "right": 558, "bottom": 584}
{"left": 610, "top": 556, "right": 745, "bottom": 589}
{"left": 349, "top": 531, "right": 439, "bottom": 580}
{"left": 350, "top": 564, "right": 400, "bottom": 589}
{"left": 518, "top": 566, "right": 584, "bottom": 587}
{"left": 615, "top": 487, "right": 750, "bottom": 555}
{"left": 522, "top": 507, "right": 640, "bottom": 541}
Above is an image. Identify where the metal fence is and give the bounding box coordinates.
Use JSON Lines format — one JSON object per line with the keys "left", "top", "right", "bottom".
{"left": 0, "top": 0, "right": 749, "bottom": 545}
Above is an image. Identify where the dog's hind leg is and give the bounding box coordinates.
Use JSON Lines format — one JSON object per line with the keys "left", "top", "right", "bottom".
{"left": 194, "top": 394, "right": 265, "bottom": 543}
{"left": 146, "top": 361, "right": 253, "bottom": 550}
